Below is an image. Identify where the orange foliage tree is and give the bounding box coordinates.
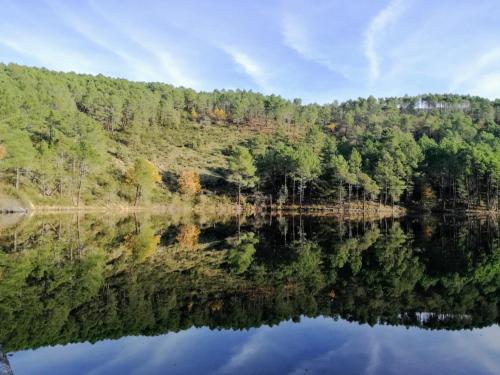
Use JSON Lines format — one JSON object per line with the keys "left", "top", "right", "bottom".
{"left": 190, "top": 109, "right": 199, "bottom": 121}
{"left": 212, "top": 108, "right": 226, "bottom": 122}
{"left": 0, "top": 144, "right": 6, "bottom": 160}
{"left": 178, "top": 170, "right": 201, "bottom": 195}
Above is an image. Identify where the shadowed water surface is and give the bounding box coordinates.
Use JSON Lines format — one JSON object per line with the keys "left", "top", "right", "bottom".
{"left": 0, "top": 213, "right": 499, "bottom": 374}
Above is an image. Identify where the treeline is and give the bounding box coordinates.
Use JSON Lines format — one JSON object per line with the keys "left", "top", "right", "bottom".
{"left": 0, "top": 63, "right": 499, "bottom": 210}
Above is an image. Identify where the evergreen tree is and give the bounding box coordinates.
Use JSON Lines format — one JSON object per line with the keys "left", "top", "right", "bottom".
{"left": 228, "top": 146, "right": 258, "bottom": 206}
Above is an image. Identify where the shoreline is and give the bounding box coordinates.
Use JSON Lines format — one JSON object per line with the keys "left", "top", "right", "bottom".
{"left": 1, "top": 200, "right": 499, "bottom": 217}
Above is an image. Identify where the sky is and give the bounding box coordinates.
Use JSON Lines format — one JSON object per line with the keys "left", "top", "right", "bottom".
{"left": 9, "top": 317, "right": 500, "bottom": 375}
{"left": 0, "top": 0, "right": 499, "bottom": 103}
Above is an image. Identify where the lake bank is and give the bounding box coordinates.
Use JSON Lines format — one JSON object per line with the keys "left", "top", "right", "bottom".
{"left": 265, "top": 201, "right": 406, "bottom": 217}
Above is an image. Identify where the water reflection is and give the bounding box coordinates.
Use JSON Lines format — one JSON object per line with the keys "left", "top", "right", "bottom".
{"left": 0, "top": 213, "right": 499, "bottom": 373}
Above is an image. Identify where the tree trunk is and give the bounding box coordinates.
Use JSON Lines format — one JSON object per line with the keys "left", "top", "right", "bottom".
{"left": 237, "top": 213, "right": 241, "bottom": 239}
{"left": 59, "top": 177, "right": 63, "bottom": 200}
{"left": 238, "top": 182, "right": 241, "bottom": 207}
{"left": 134, "top": 185, "right": 141, "bottom": 206}
{"left": 486, "top": 175, "right": 491, "bottom": 210}
{"left": 284, "top": 173, "right": 288, "bottom": 204}
{"left": 495, "top": 182, "right": 499, "bottom": 211}
{"left": 15, "top": 168, "right": 20, "bottom": 190}
{"left": 299, "top": 178, "right": 304, "bottom": 209}
{"left": 77, "top": 164, "right": 84, "bottom": 208}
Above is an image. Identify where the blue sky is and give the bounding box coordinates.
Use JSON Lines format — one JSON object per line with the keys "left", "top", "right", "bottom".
{"left": 0, "top": 0, "right": 499, "bottom": 103}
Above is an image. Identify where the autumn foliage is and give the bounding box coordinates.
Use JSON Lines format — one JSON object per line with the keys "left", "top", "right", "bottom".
{"left": 211, "top": 108, "right": 226, "bottom": 122}
{"left": 176, "top": 224, "right": 201, "bottom": 250}
{"left": 0, "top": 144, "right": 6, "bottom": 160}
{"left": 178, "top": 170, "right": 201, "bottom": 195}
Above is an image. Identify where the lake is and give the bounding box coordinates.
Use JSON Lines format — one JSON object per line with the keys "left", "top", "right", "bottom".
{"left": 0, "top": 213, "right": 499, "bottom": 374}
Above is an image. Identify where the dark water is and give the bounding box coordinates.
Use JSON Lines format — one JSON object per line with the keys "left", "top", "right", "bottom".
{"left": 0, "top": 214, "right": 499, "bottom": 375}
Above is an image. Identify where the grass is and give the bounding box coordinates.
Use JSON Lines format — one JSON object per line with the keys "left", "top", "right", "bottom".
{"left": 1, "top": 121, "right": 254, "bottom": 209}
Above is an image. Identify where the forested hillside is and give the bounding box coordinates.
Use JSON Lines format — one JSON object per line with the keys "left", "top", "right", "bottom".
{"left": 0, "top": 63, "right": 499, "bottom": 210}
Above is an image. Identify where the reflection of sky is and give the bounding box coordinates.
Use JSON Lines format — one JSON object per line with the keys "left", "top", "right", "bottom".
{"left": 9, "top": 317, "right": 500, "bottom": 375}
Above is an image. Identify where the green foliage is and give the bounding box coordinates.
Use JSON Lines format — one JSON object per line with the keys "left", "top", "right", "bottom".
{"left": 228, "top": 146, "right": 258, "bottom": 203}
{"left": 0, "top": 214, "right": 498, "bottom": 352}
{"left": 227, "top": 232, "right": 259, "bottom": 274}
{"left": 126, "top": 157, "right": 162, "bottom": 205}
{"left": 0, "top": 124, "right": 37, "bottom": 189}
{"left": 0, "top": 64, "right": 499, "bottom": 210}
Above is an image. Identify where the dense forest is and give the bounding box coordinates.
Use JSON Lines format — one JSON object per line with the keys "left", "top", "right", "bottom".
{"left": 0, "top": 214, "right": 498, "bottom": 351}
{"left": 1, "top": 63, "right": 500, "bottom": 210}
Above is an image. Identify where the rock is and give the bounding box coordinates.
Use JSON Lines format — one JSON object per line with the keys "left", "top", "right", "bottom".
{"left": 0, "top": 195, "right": 28, "bottom": 213}
{"left": 0, "top": 346, "right": 13, "bottom": 375}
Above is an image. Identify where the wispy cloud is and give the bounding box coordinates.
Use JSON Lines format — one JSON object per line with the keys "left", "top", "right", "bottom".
{"left": 281, "top": 14, "right": 310, "bottom": 62}
{"left": 0, "top": 34, "right": 96, "bottom": 75}
{"left": 450, "top": 48, "right": 500, "bottom": 98}
{"left": 1, "top": 0, "right": 498, "bottom": 101}
{"left": 280, "top": 12, "right": 350, "bottom": 80}
{"left": 43, "top": 0, "right": 198, "bottom": 87}
{"left": 222, "top": 47, "right": 272, "bottom": 92}
{"left": 363, "top": 0, "right": 406, "bottom": 83}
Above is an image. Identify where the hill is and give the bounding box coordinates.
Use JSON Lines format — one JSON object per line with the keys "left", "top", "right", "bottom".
{"left": 0, "top": 63, "right": 499, "bottom": 211}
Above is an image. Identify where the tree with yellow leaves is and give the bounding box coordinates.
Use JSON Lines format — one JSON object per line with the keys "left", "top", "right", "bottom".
{"left": 212, "top": 108, "right": 226, "bottom": 122}
{"left": 189, "top": 108, "right": 199, "bottom": 121}
{"left": 127, "top": 224, "right": 161, "bottom": 262}
{"left": 126, "top": 157, "right": 162, "bottom": 205}
{"left": 178, "top": 170, "right": 201, "bottom": 195}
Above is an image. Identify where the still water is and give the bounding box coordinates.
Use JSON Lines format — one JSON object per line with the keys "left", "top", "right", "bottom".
{"left": 0, "top": 213, "right": 499, "bottom": 374}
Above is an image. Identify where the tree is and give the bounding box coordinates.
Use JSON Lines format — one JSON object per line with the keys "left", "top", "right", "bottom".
{"left": 0, "top": 125, "right": 36, "bottom": 190}
{"left": 228, "top": 146, "right": 258, "bottom": 206}
{"left": 178, "top": 170, "right": 201, "bottom": 195}
{"left": 212, "top": 108, "right": 226, "bottom": 122}
{"left": 72, "top": 115, "right": 107, "bottom": 206}
{"left": 328, "top": 154, "right": 356, "bottom": 205}
{"left": 293, "top": 143, "right": 321, "bottom": 208}
{"left": 277, "top": 184, "right": 288, "bottom": 207}
{"left": 348, "top": 148, "right": 362, "bottom": 202}
{"left": 126, "top": 157, "right": 162, "bottom": 206}
{"left": 358, "top": 172, "right": 380, "bottom": 203}
{"left": 256, "top": 140, "right": 295, "bottom": 202}
{"left": 374, "top": 152, "right": 405, "bottom": 205}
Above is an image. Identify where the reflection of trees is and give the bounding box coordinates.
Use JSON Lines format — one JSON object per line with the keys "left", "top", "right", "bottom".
{"left": 126, "top": 223, "right": 161, "bottom": 262}
{"left": 227, "top": 232, "right": 258, "bottom": 274}
{"left": 176, "top": 224, "right": 200, "bottom": 250}
{"left": 0, "top": 215, "right": 498, "bottom": 352}
{"left": 275, "top": 240, "right": 325, "bottom": 293}
{"left": 327, "top": 227, "right": 381, "bottom": 280}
